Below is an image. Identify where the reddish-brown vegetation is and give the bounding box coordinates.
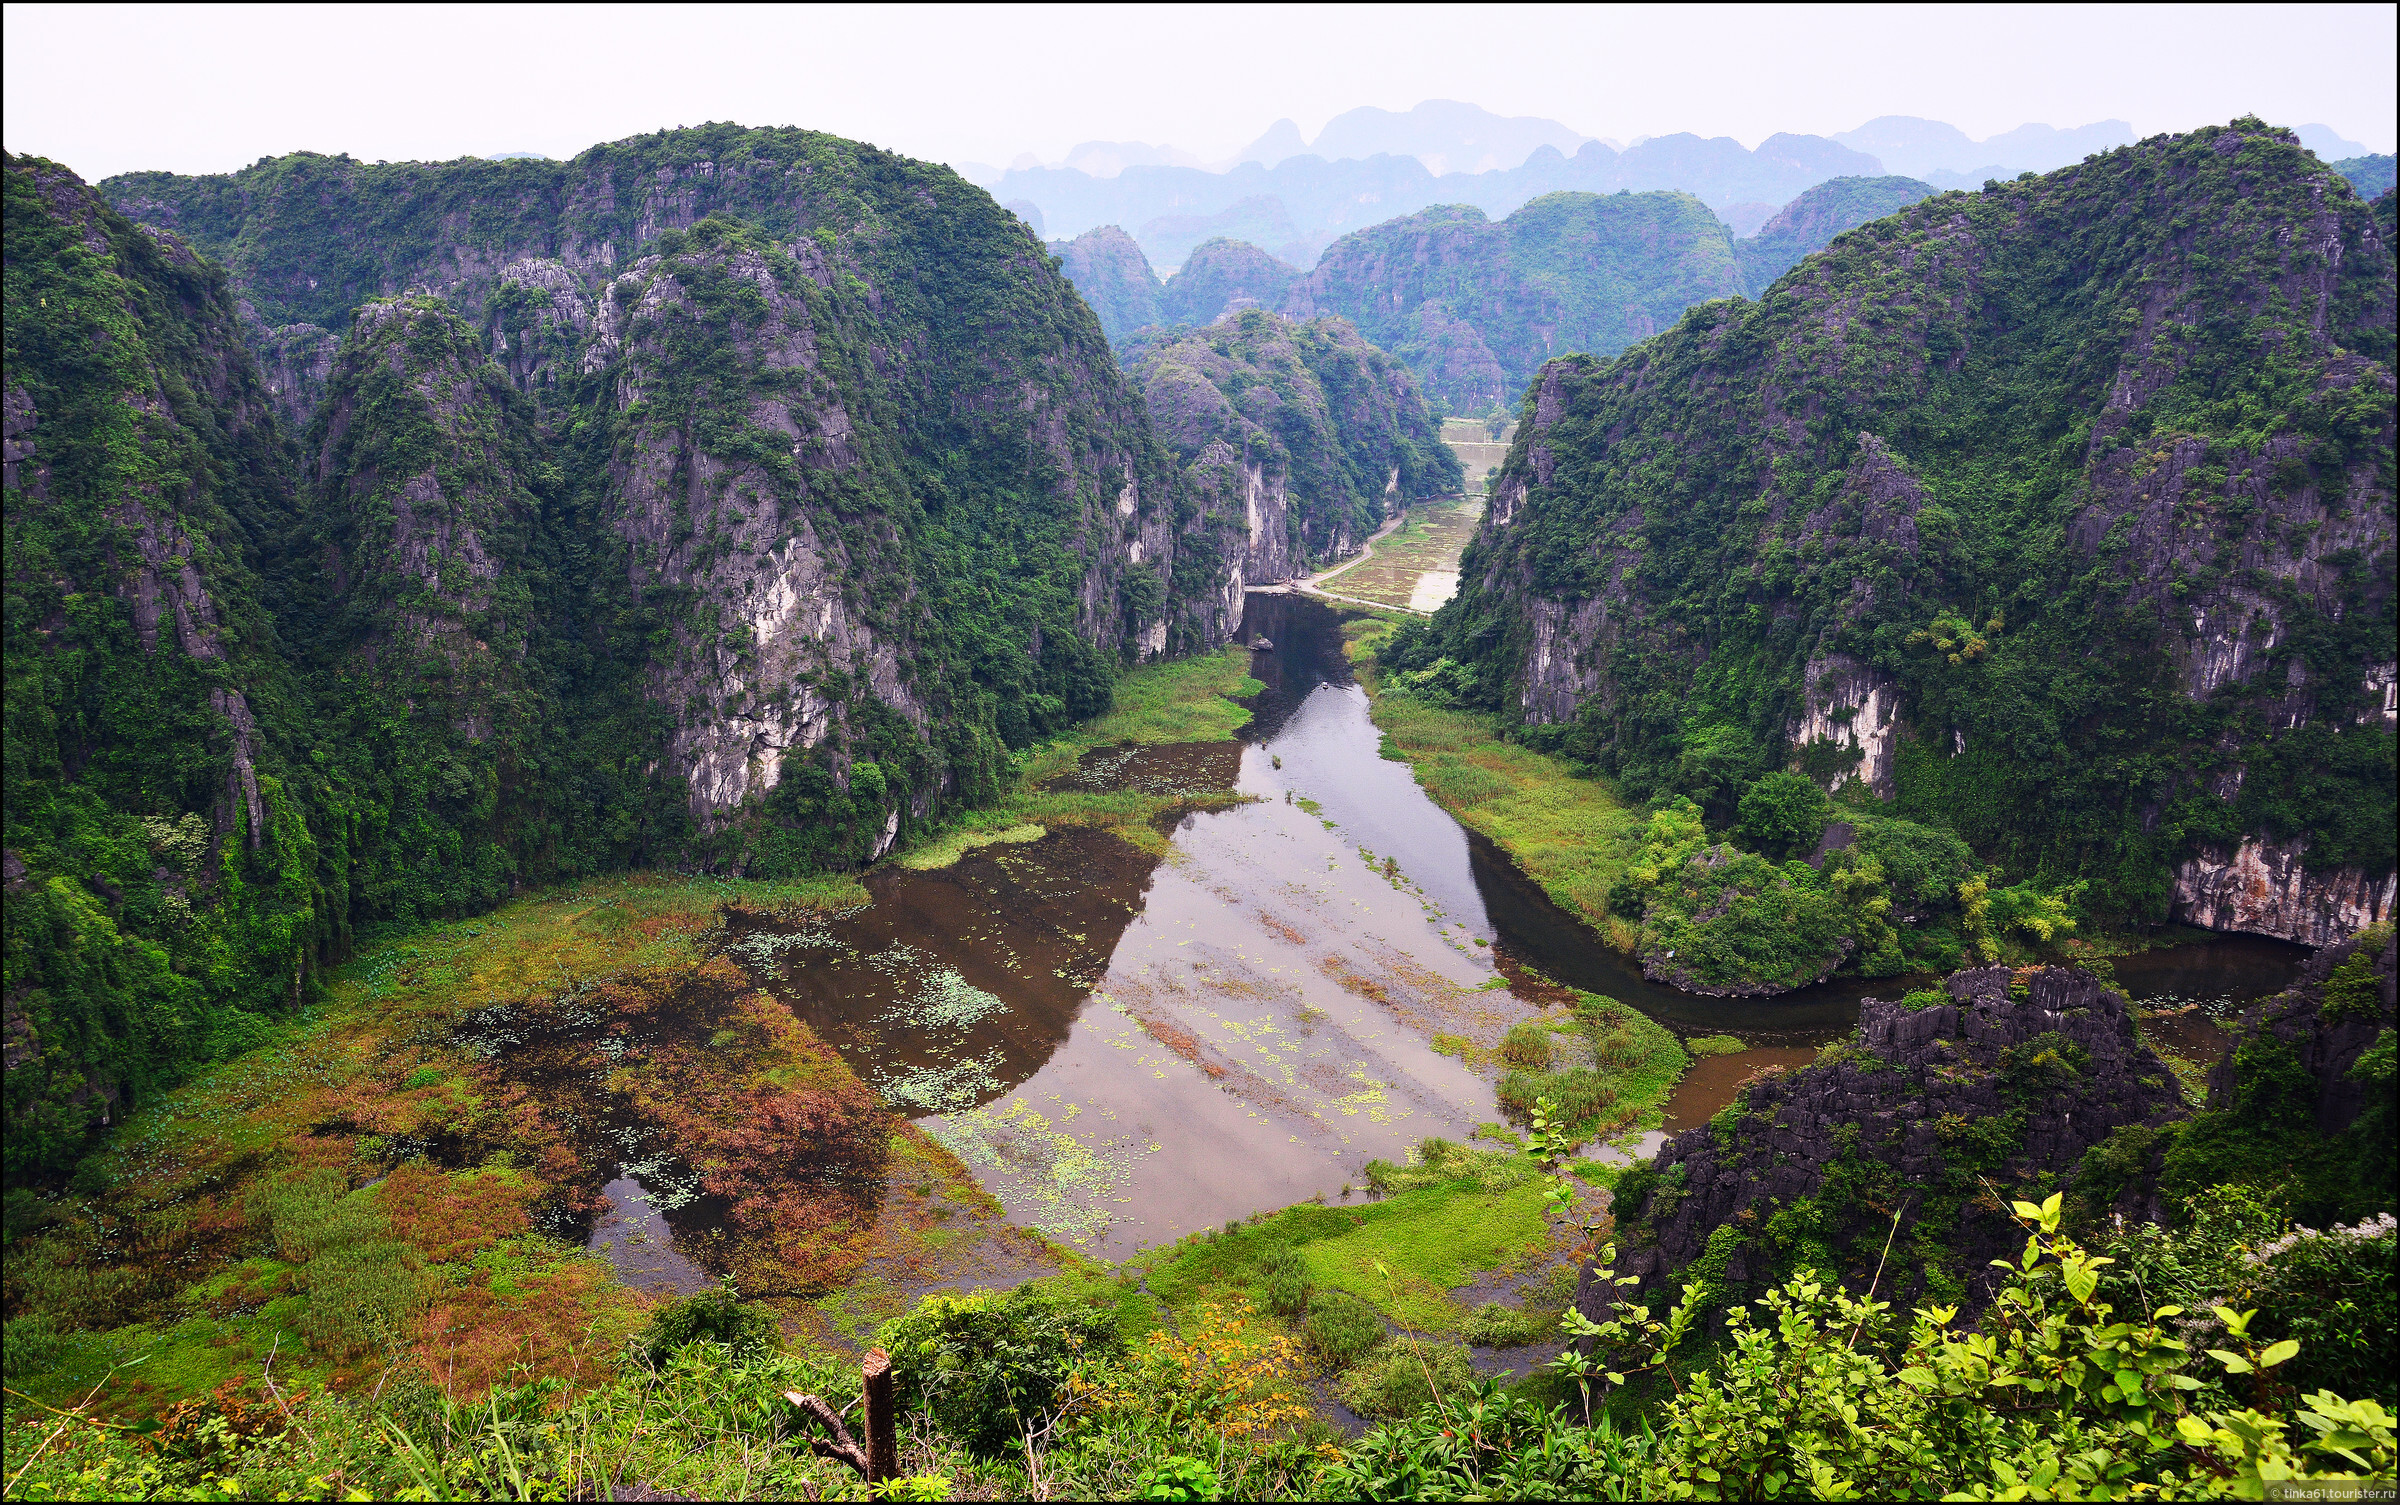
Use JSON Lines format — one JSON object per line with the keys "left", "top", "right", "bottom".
{"left": 374, "top": 1165, "right": 534, "bottom": 1264}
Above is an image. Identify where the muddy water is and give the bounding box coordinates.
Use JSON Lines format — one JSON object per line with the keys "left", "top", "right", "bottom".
{"left": 689, "top": 593, "right": 2309, "bottom": 1263}
{"left": 730, "top": 595, "right": 1531, "bottom": 1257}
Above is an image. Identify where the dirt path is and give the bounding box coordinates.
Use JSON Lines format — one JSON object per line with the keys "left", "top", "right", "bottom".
{"left": 1297, "top": 508, "right": 1418, "bottom": 611}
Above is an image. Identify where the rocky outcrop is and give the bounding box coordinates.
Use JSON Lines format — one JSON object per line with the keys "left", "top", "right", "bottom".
{"left": 244, "top": 310, "right": 339, "bottom": 430}
{"left": 2203, "top": 927, "right": 2394, "bottom": 1138}
{"left": 100, "top": 126, "right": 1244, "bottom": 839}
{"left": 1585, "top": 966, "right": 2189, "bottom": 1320}
{"left": 2171, "top": 838, "right": 2396, "bottom": 946}
{"left": 1125, "top": 310, "right": 1460, "bottom": 582}
{"left": 308, "top": 294, "right": 546, "bottom": 744}
{"left": 1047, "top": 225, "right": 1160, "bottom": 344}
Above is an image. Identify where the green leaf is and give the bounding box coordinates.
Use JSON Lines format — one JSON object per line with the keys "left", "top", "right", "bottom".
{"left": 2258, "top": 1339, "right": 2300, "bottom": 1368}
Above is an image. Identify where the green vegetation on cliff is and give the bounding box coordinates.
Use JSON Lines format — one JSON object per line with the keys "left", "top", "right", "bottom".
{"left": 1125, "top": 309, "right": 1462, "bottom": 568}
{"left": 1046, "top": 224, "right": 1161, "bottom": 343}
{"left": 1288, "top": 192, "right": 1747, "bottom": 410}
{"left": 1393, "top": 120, "right": 2397, "bottom": 946}
{"left": 1732, "top": 173, "right": 1937, "bottom": 292}
{"left": 8, "top": 127, "right": 1245, "bottom": 1178}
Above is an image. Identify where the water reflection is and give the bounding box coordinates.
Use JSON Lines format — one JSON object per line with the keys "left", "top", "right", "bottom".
{"left": 724, "top": 592, "right": 2309, "bottom": 1259}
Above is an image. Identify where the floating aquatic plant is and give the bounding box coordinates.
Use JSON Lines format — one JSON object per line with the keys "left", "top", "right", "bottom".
{"left": 875, "top": 1051, "right": 1008, "bottom": 1115}
{"left": 720, "top": 926, "right": 840, "bottom": 970}
{"left": 882, "top": 967, "right": 1007, "bottom": 1033}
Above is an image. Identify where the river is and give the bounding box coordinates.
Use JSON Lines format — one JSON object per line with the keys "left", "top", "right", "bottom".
{"left": 601, "top": 592, "right": 2309, "bottom": 1269}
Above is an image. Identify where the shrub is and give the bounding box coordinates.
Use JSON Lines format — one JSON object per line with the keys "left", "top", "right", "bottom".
{"left": 1133, "top": 1455, "right": 1224, "bottom": 1501}
{"left": 242, "top": 1167, "right": 424, "bottom": 1356}
{"left": 883, "top": 1287, "right": 1125, "bottom": 1456}
{"left": 1498, "top": 1022, "right": 1553, "bottom": 1069}
{"left": 1499, "top": 1066, "right": 1615, "bottom": 1126}
{"left": 1459, "top": 1301, "right": 1547, "bottom": 1347}
{"left": 1301, "top": 1291, "right": 1387, "bottom": 1371}
{"left": 1258, "top": 1246, "right": 1310, "bottom": 1322}
{"left": 638, "top": 1281, "right": 781, "bottom": 1367}
{"left": 1324, "top": 1381, "right": 1642, "bottom": 1499}
{"left": 1332, "top": 1339, "right": 1475, "bottom": 1418}
{"left": 1737, "top": 770, "right": 1831, "bottom": 859}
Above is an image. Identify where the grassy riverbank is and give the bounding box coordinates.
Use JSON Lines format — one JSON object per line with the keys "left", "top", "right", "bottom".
{"left": 3, "top": 638, "right": 1690, "bottom": 1495}
{"left": 1343, "top": 618, "right": 1646, "bottom": 951}
{"left": 0, "top": 651, "right": 1263, "bottom": 1436}
{"left": 899, "top": 646, "right": 1264, "bottom": 868}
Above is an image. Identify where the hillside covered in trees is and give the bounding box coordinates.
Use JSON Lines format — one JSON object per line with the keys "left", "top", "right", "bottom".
{"left": 1387, "top": 121, "right": 2396, "bottom": 992}
{"left": 5, "top": 126, "right": 1274, "bottom": 1177}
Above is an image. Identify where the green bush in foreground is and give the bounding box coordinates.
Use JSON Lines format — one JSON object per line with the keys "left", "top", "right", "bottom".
{"left": 5, "top": 1106, "right": 2391, "bottom": 1501}
{"left": 638, "top": 1279, "right": 782, "bottom": 1368}
{"left": 883, "top": 1285, "right": 1128, "bottom": 1457}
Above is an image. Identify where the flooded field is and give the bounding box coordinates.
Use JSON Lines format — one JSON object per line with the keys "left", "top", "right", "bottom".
{"left": 598, "top": 592, "right": 2310, "bottom": 1273}
{"left": 1442, "top": 416, "right": 1516, "bottom": 491}
{"left": 1311, "top": 496, "right": 1485, "bottom": 615}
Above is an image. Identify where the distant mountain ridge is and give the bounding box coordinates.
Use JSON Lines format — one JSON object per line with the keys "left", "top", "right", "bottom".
{"left": 961, "top": 104, "right": 2186, "bottom": 274}
{"left": 984, "top": 132, "right": 1887, "bottom": 272}
{"left": 1049, "top": 177, "right": 1941, "bottom": 412}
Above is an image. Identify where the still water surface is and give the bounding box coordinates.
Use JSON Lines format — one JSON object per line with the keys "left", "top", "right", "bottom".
{"left": 598, "top": 594, "right": 2308, "bottom": 1268}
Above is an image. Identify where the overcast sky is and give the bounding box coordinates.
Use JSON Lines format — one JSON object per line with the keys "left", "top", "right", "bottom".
{"left": 5, "top": 2, "right": 2393, "bottom": 182}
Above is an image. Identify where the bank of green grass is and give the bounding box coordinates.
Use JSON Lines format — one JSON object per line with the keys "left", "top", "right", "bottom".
{"left": 1344, "top": 621, "right": 1646, "bottom": 949}
{"left": 1138, "top": 1176, "right": 1554, "bottom": 1338}
{"left": 895, "top": 646, "right": 1264, "bottom": 869}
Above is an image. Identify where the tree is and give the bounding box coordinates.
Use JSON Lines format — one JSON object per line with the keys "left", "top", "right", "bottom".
{"left": 1737, "top": 769, "right": 1831, "bottom": 859}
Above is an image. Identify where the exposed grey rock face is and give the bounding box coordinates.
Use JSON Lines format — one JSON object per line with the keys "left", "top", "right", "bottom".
{"left": 600, "top": 246, "right": 914, "bottom": 823}
{"left": 2171, "top": 837, "right": 2396, "bottom": 946}
{"left": 243, "top": 309, "right": 339, "bottom": 430}
{"left": 1582, "top": 966, "right": 2188, "bottom": 1322}
{"left": 308, "top": 294, "right": 543, "bottom": 746}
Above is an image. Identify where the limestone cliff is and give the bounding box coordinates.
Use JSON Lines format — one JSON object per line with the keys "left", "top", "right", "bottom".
{"left": 1732, "top": 175, "right": 1938, "bottom": 293}
{"left": 1158, "top": 237, "right": 1301, "bottom": 328}
{"left": 1406, "top": 121, "right": 2397, "bottom": 937}
{"left": 4, "top": 154, "right": 307, "bottom": 1173}
{"left": 1045, "top": 225, "right": 1160, "bottom": 344}
{"left": 1278, "top": 194, "right": 1746, "bottom": 411}
{"left": 105, "top": 126, "right": 1242, "bottom": 854}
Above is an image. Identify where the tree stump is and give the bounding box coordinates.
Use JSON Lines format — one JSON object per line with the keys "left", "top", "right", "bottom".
{"left": 862, "top": 1346, "right": 899, "bottom": 1484}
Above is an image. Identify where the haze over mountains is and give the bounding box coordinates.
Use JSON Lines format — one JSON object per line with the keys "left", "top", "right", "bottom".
{"left": 966, "top": 100, "right": 2289, "bottom": 271}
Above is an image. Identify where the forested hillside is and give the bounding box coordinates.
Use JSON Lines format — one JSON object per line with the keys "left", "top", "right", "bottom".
{"left": 1281, "top": 192, "right": 1746, "bottom": 411}
{"left": 1390, "top": 121, "right": 2396, "bottom": 987}
{"left": 1122, "top": 311, "right": 1462, "bottom": 583}
{"left": 1733, "top": 173, "right": 1937, "bottom": 291}
{"left": 1045, "top": 224, "right": 1160, "bottom": 342}
{"left": 5, "top": 127, "right": 1250, "bottom": 1177}
{"left": 1158, "top": 236, "right": 1302, "bottom": 328}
